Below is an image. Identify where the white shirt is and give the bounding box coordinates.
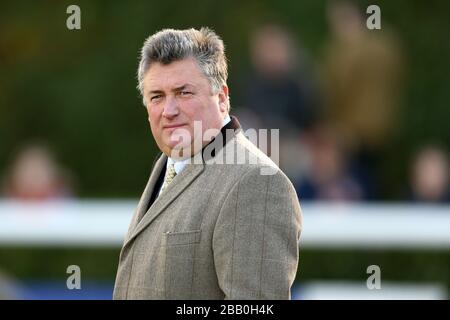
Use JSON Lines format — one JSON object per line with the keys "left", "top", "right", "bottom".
{"left": 157, "top": 114, "right": 231, "bottom": 196}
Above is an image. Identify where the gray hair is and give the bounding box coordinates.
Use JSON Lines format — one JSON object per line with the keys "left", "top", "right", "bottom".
{"left": 137, "top": 27, "right": 229, "bottom": 109}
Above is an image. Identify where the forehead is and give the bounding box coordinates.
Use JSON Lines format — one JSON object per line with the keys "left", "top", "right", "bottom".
{"left": 143, "top": 57, "right": 208, "bottom": 90}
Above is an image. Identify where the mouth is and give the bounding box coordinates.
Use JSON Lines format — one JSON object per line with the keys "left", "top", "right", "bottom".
{"left": 163, "top": 123, "right": 187, "bottom": 129}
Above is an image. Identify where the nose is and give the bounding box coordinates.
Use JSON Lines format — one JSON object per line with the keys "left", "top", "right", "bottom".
{"left": 162, "top": 95, "right": 179, "bottom": 119}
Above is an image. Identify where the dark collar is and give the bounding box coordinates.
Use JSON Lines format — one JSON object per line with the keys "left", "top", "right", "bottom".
{"left": 201, "top": 115, "right": 242, "bottom": 162}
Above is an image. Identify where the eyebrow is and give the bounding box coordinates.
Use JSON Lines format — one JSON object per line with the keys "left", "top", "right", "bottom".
{"left": 147, "top": 84, "right": 195, "bottom": 95}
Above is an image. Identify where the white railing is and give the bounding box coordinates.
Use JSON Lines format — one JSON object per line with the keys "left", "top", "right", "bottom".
{"left": 0, "top": 200, "right": 449, "bottom": 248}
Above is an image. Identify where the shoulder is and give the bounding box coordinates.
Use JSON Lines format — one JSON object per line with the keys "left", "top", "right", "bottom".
{"left": 201, "top": 130, "right": 299, "bottom": 200}
{"left": 209, "top": 131, "right": 280, "bottom": 170}
{"left": 225, "top": 132, "right": 298, "bottom": 197}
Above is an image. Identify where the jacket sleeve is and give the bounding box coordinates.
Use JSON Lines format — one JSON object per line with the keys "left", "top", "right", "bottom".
{"left": 212, "top": 166, "right": 302, "bottom": 299}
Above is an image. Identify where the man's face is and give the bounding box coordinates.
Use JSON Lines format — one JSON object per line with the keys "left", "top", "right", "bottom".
{"left": 143, "top": 57, "right": 228, "bottom": 158}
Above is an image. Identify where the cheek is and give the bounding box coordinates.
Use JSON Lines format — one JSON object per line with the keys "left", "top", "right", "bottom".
{"left": 183, "top": 97, "right": 210, "bottom": 120}
{"left": 146, "top": 109, "right": 161, "bottom": 139}
{"left": 178, "top": 100, "right": 196, "bottom": 117}
{"left": 147, "top": 106, "right": 161, "bottom": 123}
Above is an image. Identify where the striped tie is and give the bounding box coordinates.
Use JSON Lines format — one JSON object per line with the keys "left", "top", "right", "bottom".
{"left": 160, "top": 163, "right": 176, "bottom": 194}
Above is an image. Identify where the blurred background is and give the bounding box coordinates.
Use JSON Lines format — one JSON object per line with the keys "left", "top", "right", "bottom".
{"left": 0, "top": 0, "right": 449, "bottom": 299}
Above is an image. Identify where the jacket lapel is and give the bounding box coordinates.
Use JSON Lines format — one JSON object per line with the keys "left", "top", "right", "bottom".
{"left": 124, "top": 158, "right": 204, "bottom": 248}
{"left": 124, "top": 153, "right": 166, "bottom": 242}
{"left": 123, "top": 116, "right": 242, "bottom": 248}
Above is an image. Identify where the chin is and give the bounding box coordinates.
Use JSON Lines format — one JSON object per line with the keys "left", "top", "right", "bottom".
{"left": 168, "top": 147, "right": 193, "bottom": 160}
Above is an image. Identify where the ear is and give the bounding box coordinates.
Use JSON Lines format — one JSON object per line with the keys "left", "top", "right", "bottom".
{"left": 218, "top": 85, "right": 229, "bottom": 113}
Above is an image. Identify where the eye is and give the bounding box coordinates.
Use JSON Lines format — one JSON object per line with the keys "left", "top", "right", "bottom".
{"left": 150, "top": 95, "right": 163, "bottom": 102}
{"left": 179, "top": 91, "right": 193, "bottom": 97}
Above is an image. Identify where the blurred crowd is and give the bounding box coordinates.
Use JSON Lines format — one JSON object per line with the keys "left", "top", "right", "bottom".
{"left": 234, "top": 1, "right": 449, "bottom": 203}
{"left": 1, "top": 143, "right": 74, "bottom": 201}
{"left": 0, "top": 1, "right": 448, "bottom": 204}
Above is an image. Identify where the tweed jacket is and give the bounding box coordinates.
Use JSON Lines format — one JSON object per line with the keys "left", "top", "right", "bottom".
{"left": 113, "top": 116, "right": 302, "bottom": 299}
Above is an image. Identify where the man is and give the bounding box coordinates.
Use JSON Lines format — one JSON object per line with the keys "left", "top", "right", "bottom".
{"left": 113, "top": 27, "right": 302, "bottom": 299}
